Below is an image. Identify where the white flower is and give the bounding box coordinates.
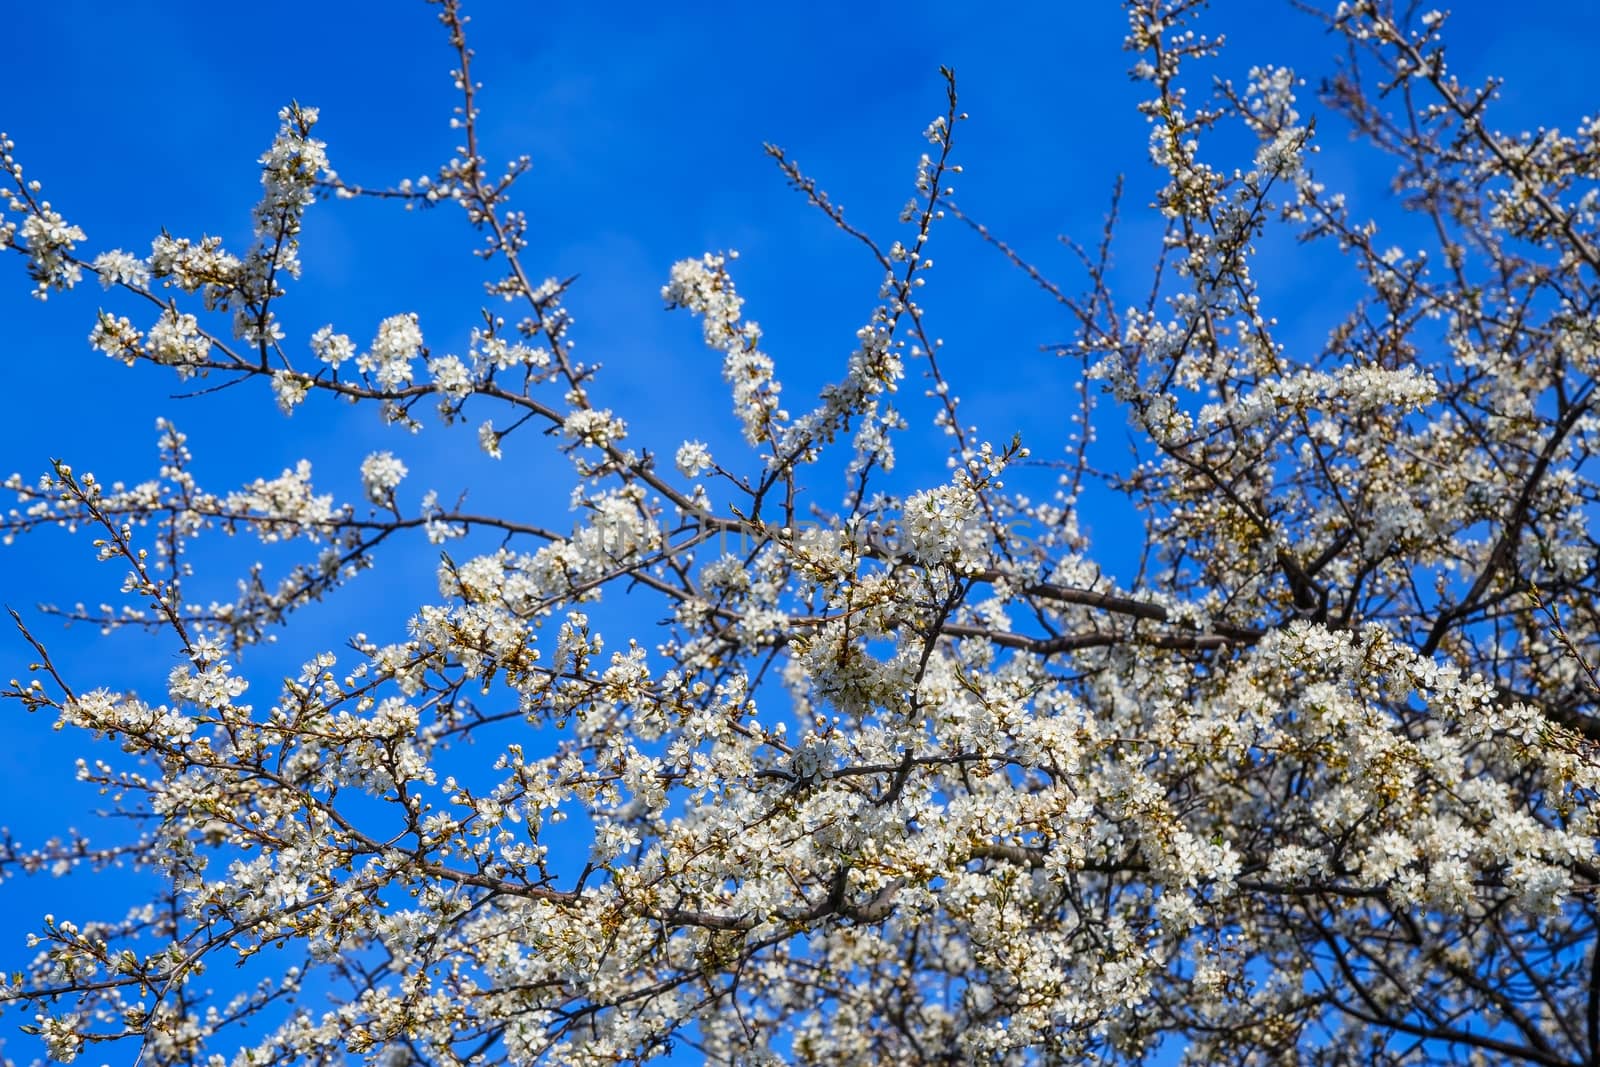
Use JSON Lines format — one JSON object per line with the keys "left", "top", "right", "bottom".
{"left": 36, "top": 1013, "right": 83, "bottom": 1063}
{"left": 789, "top": 740, "right": 829, "bottom": 783}
{"left": 88, "top": 313, "right": 142, "bottom": 365}
{"left": 254, "top": 104, "right": 325, "bottom": 247}
{"left": 91, "top": 249, "right": 150, "bottom": 290}
{"left": 675, "top": 440, "right": 713, "bottom": 478}
{"left": 224, "top": 460, "right": 335, "bottom": 541}
{"left": 311, "top": 325, "right": 355, "bottom": 368}
{"left": 901, "top": 482, "right": 986, "bottom": 569}
{"left": 474, "top": 332, "right": 550, "bottom": 370}
{"left": 272, "top": 370, "right": 310, "bottom": 413}
{"left": 593, "top": 820, "right": 641, "bottom": 862}
{"left": 420, "top": 489, "right": 464, "bottom": 543}
{"left": 358, "top": 313, "right": 423, "bottom": 390}
{"left": 478, "top": 420, "right": 502, "bottom": 459}
{"left": 563, "top": 408, "right": 626, "bottom": 448}
{"left": 428, "top": 354, "right": 474, "bottom": 399}
{"left": 19, "top": 203, "right": 85, "bottom": 298}
{"left": 663, "top": 253, "right": 784, "bottom": 445}
{"left": 148, "top": 233, "right": 241, "bottom": 300}
{"left": 146, "top": 308, "right": 211, "bottom": 371}
{"left": 360, "top": 451, "right": 409, "bottom": 503}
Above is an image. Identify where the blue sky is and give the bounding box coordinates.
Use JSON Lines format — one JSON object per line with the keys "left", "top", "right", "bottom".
{"left": 2, "top": 0, "right": 1598, "bottom": 1059}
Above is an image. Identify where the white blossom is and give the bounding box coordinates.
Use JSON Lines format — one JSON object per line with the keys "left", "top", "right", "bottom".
{"left": 674, "top": 440, "right": 713, "bottom": 478}
{"left": 358, "top": 314, "right": 423, "bottom": 390}
{"left": 5, "top": 6, "right": 1600, "bottom": 1066}
{"left": 360, "top": 451, "right": 408, "bottom": 503}
{"left": 311, "top": 324, "right": 355, "bottom": 369}
{"left": 91, "top": 249, "right": 149, "bottom": 290}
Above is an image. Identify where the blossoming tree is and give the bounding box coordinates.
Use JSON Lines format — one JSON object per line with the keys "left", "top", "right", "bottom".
{"left": 4, "top": 0, "right": 1600, "bottom": 1063}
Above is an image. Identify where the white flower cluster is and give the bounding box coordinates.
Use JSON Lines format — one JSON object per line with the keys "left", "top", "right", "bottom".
{"left": 250, "top": 103, "right": 326, "bottom": 282}
{"left": 472, "top": 330, "right": 550, "bottom": 371}
{"left": 90, "top": 249, "right": 150, "bottom": 290}
{"left": 356, "top": 314, "right": 424, "bottom": 390}
{"left": 663, "top": 252, "right": 784, "bottom": 445}
{"left": 149, "top": 233, "right": 242, "bottom": 306}
{"left": 901, "top": 482, "right": 987, "bottom": 570}
{"left": 674, "top": 440, "right": 713, "bottom": 478}
{"left": 88, "top": 312, "right": 143, "bottom": 365}
{"left": 561, "top": 408, "right": 626, "bottom": 449}
{"left": 271, "top": 370, "right": 310, "bottom": 413}
{"left": 223, "top": 460, "right": 336, "bottom": 541}
{"left": 427, "top": 353, "right": 474, "bottom": 400}
{"left": 145, "top": 308, "right": 212, "bottom": 374}
{"left": 8, "top": 4, "right": 1600, "bottom": 1065}
{"left": 359, "top": 451, "right": 408, "bottom": 504}
{"left": 478, "top": 419, "right": 503, "bottom": 459}
{"left": 16, "top": 203, "right": 85, "bottom": 298}
{"left": 310, "top": 324, "right": 355, "bottom": 369}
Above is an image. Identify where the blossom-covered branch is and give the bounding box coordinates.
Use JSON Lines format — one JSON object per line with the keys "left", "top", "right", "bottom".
{"left": 3, "top": 0, "right": 1600, "bottom": 1064}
